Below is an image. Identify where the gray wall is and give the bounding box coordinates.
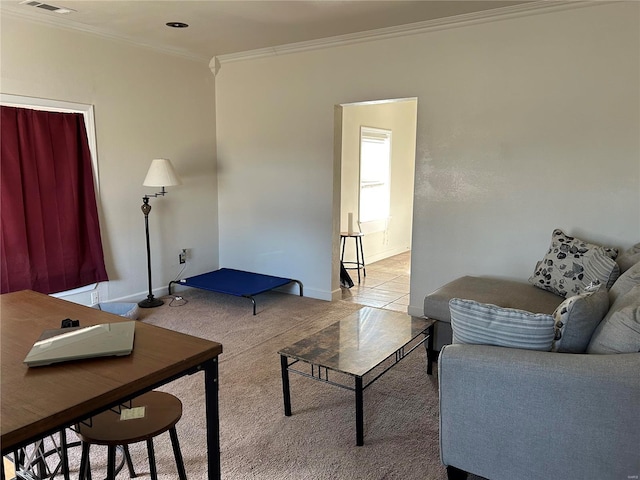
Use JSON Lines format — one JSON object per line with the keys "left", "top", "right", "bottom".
{"left": 214, "top": 2, "right": 639, "bottom": 309}
{"left": 2, "top": 3, "right": 637, "bottom": 309}
{"left": 1, "top": 15, "right": 219, "bottom": 304}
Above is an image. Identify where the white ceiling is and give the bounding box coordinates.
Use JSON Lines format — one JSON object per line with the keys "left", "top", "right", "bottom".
{"left": 0, "top": 0, "right": 535, "bottom": 62}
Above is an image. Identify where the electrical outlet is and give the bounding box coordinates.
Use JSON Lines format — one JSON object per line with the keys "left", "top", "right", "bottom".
{"left": 91, "top": 291, "right": 99, "bottom": 305}
{"left": 179, "top": 249, "right": 187, "bottom": 264}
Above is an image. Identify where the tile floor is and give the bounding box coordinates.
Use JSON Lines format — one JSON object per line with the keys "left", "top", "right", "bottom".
{"left": 340, "top": 250, "right": 411, "bottom": 312}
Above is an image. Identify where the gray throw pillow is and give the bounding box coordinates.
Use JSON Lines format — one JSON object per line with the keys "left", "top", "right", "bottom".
{"left": 449, "top": 298, "right": 555, "bottom": 351}
{"left": 609, "top": 261, "right": 640, "bottom": 305}
{"left": 529, "top": 229, "right": 619, "bottom": 298}
{"left": 616, "top": 243, "right": 640, "bottom": 273}
{"left": 552, "top": 287, "right": 609, "bottom": 353}
{"left": 587, "top": 285, "right": 640, "bottom": 354}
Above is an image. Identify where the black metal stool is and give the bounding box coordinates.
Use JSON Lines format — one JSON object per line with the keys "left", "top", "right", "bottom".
{"left": 340, "top": 232, "right": 366, "bottom": 283}
{"left": 76, "top": 391, "right": 187, "bottom": 480}
{"left": 6, "top": 430, "right": 76, "bottom": 479}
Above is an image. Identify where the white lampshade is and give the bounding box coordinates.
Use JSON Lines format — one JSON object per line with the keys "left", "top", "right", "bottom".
{"left": 143, "top": 158, "right": 182, "bottom": 187}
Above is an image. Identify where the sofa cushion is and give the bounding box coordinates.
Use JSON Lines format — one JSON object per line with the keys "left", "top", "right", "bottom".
{"left": 424, "top": 276, "right": 563, "bottom": 324}
{"left": 587, "top": 285, "right": 640, "bottom": 354}
{"left": 449, "top": 298, "right": 555, "bottom": 351}
{"left": 528, "top": 229, "right": 619, "bottom": 298}
{"left": 609, "top": 261, "right": 640, "bottom": 305}
{"left": 616, "top": 243, "right": 640, "bottom": 273}
{"left": 552, "top": 287, "right": 609, "bottom": 353}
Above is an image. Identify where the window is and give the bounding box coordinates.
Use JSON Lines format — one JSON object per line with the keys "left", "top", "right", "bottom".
{"left": 0, "top": 96, "right": 108, "bottom": 294}
{"left": 359, "top": 127, "right": 391, "bottom": 225}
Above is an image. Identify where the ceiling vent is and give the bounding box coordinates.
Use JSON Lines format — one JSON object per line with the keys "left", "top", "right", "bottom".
{"left": 19, "top": 1, "right": 75, "bottom": 14}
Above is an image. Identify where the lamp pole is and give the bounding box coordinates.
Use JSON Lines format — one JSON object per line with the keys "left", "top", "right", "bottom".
{"left": 138, "top": 193, "right": 164, "bottom": 308}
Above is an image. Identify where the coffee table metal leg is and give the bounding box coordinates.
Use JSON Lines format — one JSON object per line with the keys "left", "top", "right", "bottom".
{"left": 426, "top": 324, "right": 435, "bottom": 375}
{"left": 280, "top": 355, "right": 292, "bottom": 416}
{"left": 355, "top": 376, "right": 364, "bottom": 446}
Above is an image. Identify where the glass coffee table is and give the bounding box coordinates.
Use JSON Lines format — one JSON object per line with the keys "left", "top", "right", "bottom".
{"left": 278, "top": 307, "right": 436, "bottom": 446}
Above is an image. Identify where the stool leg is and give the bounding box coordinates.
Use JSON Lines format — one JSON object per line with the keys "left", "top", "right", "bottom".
{"left": 358, "top": 236, "right": 366, "bottom": 277}
{"left": 35, "top": 441, "right": 47, "bottom": 478}
{"left": 106, "top": 446, "right": 117, "bottom": 480}
{"left": 122, "top": 445, "right": 137, "bottom": 478}
{"left": 146, "top": 439, "right": 158, "bottom": 480}
{"left": 354, "top": 237, "right": 361, "bottom": 283}
{"left": 12, "top": 449, "right": 23, "bottom": 472}
{"left": 79, "top": 443, "right": 90, "bottom": 480}
{"left": 169, "top": 428, "right": 188, "bottom": 480}
{"left": 59, "top": 429, "right": 70, "bottom": 480}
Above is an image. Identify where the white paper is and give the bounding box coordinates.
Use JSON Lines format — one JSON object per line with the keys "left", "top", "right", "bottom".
{"left": 121, "top": 406, "right": 146, "bottom": 421}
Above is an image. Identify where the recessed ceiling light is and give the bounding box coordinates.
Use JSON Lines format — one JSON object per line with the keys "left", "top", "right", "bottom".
{"left": 166, "top": 22, "right": 189, "bottom": 28}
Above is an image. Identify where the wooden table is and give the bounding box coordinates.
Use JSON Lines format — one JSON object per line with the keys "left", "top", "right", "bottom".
{"left": 1, "top": 290, "right": 223, "bottom": 479}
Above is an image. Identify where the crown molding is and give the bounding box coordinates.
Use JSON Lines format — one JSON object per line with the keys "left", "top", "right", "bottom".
{"left": 0, "top": 0, "right": 603, "bottom": 70}
{"left": 213, "top": 0, "right": 600, "bottom": 68}
{"left": 0, "top": 8, "right": 210, "bottom": 64}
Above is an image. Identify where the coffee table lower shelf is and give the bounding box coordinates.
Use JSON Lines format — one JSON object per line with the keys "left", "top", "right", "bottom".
{"left": 278, "top": 308, "right": 435, "bottom": 446}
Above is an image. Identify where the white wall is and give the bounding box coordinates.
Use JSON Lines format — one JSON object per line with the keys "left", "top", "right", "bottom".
{"left": 1, "top": 15, "right": 219, "bottom": 305}
{"left": 214, "top": 2, "right": 639, "bottom": 308}
{"left": 340, "top": 99, "right": 416, "bottom": 265}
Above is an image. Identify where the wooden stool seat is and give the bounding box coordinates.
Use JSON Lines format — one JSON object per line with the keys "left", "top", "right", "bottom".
{"left": 76, "top": 391, "right": 187, "bottom": 480}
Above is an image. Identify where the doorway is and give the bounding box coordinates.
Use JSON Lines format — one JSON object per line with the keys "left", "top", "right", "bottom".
{"left": 334, "top": 98, "right": 418, "bottom": 301}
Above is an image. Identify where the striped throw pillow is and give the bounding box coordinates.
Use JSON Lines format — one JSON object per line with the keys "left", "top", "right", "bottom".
{"left": 449, "top": 298, "right": 556, "bottom": 351}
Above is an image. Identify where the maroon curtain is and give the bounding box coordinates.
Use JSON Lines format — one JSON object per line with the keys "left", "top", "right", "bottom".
{"left": 1, "top": 106, "right": 108, "bottom": 294}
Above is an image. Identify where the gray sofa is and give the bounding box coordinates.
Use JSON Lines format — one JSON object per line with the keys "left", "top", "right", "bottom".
{"left": 439, "top": 346, "right": 639, "bottom": 480}
{"left": 427, "top": 234, "right": 640, "bottom": 480}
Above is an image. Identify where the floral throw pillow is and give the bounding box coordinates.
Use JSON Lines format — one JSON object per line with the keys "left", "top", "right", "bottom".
{"left": 529, "top": 229, "right": 619, "bottom": 298}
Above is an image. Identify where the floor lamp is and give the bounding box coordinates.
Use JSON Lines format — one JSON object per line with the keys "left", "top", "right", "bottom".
{"left": 139, "top": 158, "right": 182, "bottom": 308}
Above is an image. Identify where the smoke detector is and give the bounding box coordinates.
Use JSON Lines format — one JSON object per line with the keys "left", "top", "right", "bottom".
{"left": 19, "top": 1, "right": 75, "bottom": 14}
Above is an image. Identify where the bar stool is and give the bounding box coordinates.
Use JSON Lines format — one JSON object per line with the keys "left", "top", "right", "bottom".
{"left": 76, "top": 391, "right": 187, "bottom": 480}
{"left": 340, "top": 232, "right": 366, "bottom": 283}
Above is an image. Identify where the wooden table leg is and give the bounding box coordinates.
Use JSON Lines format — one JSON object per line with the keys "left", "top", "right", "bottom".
{"left": 204, "top": 358, "right": 221, "bottom": 480}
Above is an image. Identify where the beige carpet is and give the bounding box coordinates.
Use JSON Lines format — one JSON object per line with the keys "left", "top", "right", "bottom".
{"left": 28, "top": 290, "right": 455, "bottom": 479}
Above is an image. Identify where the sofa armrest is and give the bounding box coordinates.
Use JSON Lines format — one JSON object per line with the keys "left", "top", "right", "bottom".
{"left": 439, "top": 344, "right": 640, "bottom": 480}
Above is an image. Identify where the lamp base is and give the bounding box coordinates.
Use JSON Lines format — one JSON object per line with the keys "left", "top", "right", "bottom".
{"left": 138, "top": 296, "right": 164, "bottom": 308}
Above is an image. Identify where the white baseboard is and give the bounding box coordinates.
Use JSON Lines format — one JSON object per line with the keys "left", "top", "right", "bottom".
{"left": 364, "top": 247, "right": 410, "bottom": 265}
